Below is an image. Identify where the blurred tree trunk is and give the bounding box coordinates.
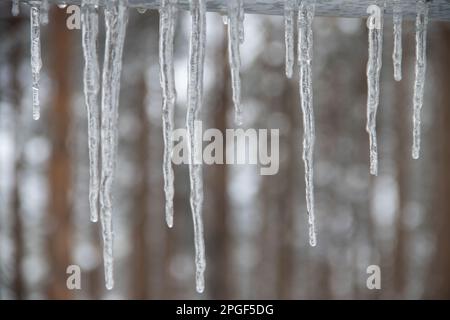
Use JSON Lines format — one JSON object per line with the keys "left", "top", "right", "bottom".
{"left": 206, "top": 27, "right": 232, "bottom": 299}
{"left": 426, "top": 24, "right": 450, "bottom": 299}
{"left": 85, "top": 246, "right": 102, "bottom": 299}
{"left": 46, "top": 8, "right": 74, "bottom": 299}
{"left": 131, "top": 75, "right": 151, "bottom": 299}
{"left": 161, "top": 212, "right": 175, "bottom": 298}
{"left": 10, "top": 17, "right": 25, "bottom": 300}
{"left": 276, "top": 80, "right": 298, "bottom": 299}
{"left": 393, "top": 61, "right": 409, "bottom": 298}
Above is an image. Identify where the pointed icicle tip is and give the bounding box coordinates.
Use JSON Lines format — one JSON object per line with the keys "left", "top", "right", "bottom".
{"left": 196, "top": 272, "right": 205, "bottom": 293}
{"left": 166, "top": 216, "right": 174, "bottom": 228}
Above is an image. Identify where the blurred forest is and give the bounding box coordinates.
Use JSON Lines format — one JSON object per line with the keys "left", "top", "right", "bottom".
{"left": 0, "top": 3, "right": 449, "bottom": 299}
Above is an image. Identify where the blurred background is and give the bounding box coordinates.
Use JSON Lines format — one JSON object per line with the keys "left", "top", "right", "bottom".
{"left": 0, "top": 2, "right": 449, "bottom": 299}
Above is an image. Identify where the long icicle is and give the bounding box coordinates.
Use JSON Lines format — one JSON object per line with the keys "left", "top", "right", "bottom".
{"left": 30, "top": 2, "right": 42, "bottom": 121}
{"left": 187, "top": 0, "right": 206, "bottom": 293}
{"left": 412, "top": 0, "right": 429, "bottom": 160}
{"left": 392, "top": 1, "right": 402, "bottom": 81}
{"left": 81, "top": 0, "right": 101, "bottom": 223}
{"left": 12, "top": 0, "right": 20, "bottom": 16}
{"left": 227, "top": 0, "right": 244, "bottom": 125}
{"left": 100, "top": 0, "right": 128, "bottom": 290}
{"left": 366, "top": 4, "right": 383, "bottom": 176}
{"left": 298, "top": 0, "right": 317, "bottom": 247}
{"left": 159, "top": 0, "right": 178, "bottom": 228}
{"left": 284, "top": 0, "right": 295, "bottom": 78}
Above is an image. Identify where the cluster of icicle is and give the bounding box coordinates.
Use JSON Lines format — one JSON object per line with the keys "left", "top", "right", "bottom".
{"left": 366, "top": 0, "right": 430, "bottom": 176}
{"left": 23, "top": 0, "right": 128, "bottom": 290}
{"left": 82, "top": 0, "right": 130, "bottom": 290}
{"left": 16, "top": 0, "right": 431, "bottom": 292}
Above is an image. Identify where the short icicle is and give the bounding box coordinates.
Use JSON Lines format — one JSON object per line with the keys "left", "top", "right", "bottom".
{"left": 12, "top": 0, "right": 20, "bottom": 16}
{"left": 412, "top": 0, "right": 429, "bottom": 160}
{"left": 393, "top": 1, "right": 402, "bottom": 81}
{"left": 227, "top": 0, "right": 245, "bottom": 125}
{"left": 30, "top": 2, "right": 42, "bottom": 121}
{"left": 284, "top": 0, "right": 295, "bottom": 78}
{"left": 41, "top": 0, "right": 49, "bottom": 25}
{"left": 365, "top": 3, "right": 383, "bottom": 176}
{"left": 298, "top": 0, "right": 317, "bottom": 247}
{"left": 187, "top": 0, "right": 206, "bottom": 293}
{"left": 100, "top": 0, "right": 129, "bottom": 290}
{"left": 159, "top": 0, "right": 178, "bottom": 228}
{"left": 81, "top": 0, "right": 101, "bottom": 223}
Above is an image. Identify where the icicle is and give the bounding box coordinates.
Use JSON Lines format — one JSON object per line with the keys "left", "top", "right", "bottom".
{"left": 412, "top": 0, "right": 429, "bottom": 160}
{"left": 30, "top": 3, "right": 42, "bottom": 121}
{"left": 227, "top": 0, "right": 244, "bottom": 126}
{"left": 100, "top": 0, "right": 128, "bottom": 290}
{"left": 238, "top": 0, "right": 245, "bottom": 44}
{"left": 284, "top": 0, "right": 295, "bottom": 78}
{"left": 187, "top": 0, "right": 206, "bottom": 293}
{"left": 298, "top": 0, "right": 317, "bottom": 247}
{"left": 81, "top": 0, "right": 100, "bottom": 223}
{"left": 159, "top": 0, "right": 178, "bottom": 228}
{"left": 393, "top": 2, "right": 402, "bottom": 81}
{"left": 12, "top": 0, "right": 20, "bottom": 16}
{"left": 41, "top": 0, "right": 49, "bottom": 25}
{"left": 365, "top": 4, "right": 383, "bottom": 176}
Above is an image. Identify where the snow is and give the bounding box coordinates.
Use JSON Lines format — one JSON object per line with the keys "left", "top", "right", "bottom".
{"left": 393, "top": 3, "right": 402, "bottom": 82}
{"left": 365, "top": 5, "right": 383, "bottom": 176}
{"left": 227, "top": 0, "right": 245, "bottom": 126}
{"left": 159, "top": 0, "right": 178, "bottom": 228}
{"left": 81, "top": 0, "right": 101, "bottom": 223}
{"left": 187, "top": 0, "right": 207, "bottom": 293}
{"left": 30, "top": 4, "right": 42, "bottom": 121}
{"left": 284, "top": 0, "right": 295, "bottom": 78}
{"left": 99, "top": 0, "right": 129, "bottom": 290}
{"left": 298, "top": 0, "right": 317, "bottom": 247}
{"left": 412, "top": 0, "right": 429, "bottom": 160}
